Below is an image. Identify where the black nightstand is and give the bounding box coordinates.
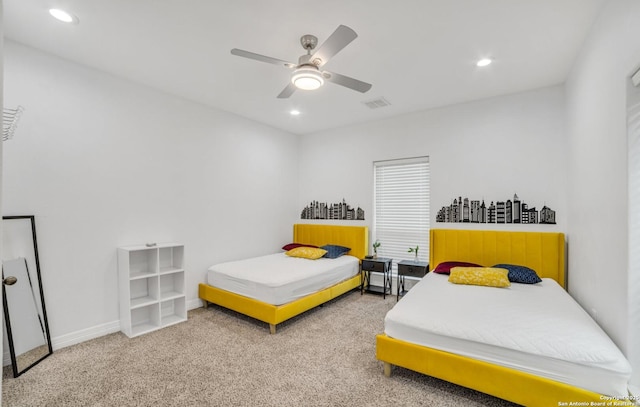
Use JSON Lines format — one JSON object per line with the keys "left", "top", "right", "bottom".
{"left": 361, "top": 257, "right": 392, "bottom": 299}
{"left": 397, "top": 260, "right": 428, "bottom": 301}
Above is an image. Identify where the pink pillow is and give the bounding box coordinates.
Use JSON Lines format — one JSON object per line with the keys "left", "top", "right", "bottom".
{"left": 282, "top": 243, "right": 318, "bottom": 251}
{"left": 433, "top": 261, "right": 482, "bottom": 274}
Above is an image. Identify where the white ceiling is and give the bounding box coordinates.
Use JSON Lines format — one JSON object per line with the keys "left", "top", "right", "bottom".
{"left": 3, "top": 0, "right": 606, "bottom": 135}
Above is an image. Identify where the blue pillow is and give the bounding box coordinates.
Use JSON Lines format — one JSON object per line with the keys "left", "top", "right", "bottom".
{"left": 320, "top": 245, "right": 351, "bottom": 259}
{"left": 492, "top": 264, "right": 542, "bottom": 284}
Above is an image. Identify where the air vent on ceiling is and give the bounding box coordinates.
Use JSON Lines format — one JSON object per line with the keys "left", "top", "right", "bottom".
{"left": 363, "top": 97, "right": 391, "bottom": 109}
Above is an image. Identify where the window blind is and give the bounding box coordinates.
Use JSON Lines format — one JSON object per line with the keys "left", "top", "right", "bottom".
{"left": 373, "top": 157, "right": 430, "bottom": 271}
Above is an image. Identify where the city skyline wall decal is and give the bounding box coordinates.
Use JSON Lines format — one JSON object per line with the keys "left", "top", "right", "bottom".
{"left": 436, "top": 193, "right": 556, "bottom": 224}
{"left": 301, "top": 199, "right": 365, "bottom": 220}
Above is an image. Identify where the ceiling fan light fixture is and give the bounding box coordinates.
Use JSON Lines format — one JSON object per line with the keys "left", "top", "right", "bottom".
{"left": 291, "top": 66, "right": 324, "bottom": 90}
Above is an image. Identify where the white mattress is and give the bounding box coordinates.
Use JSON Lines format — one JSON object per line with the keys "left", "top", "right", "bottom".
{"left": 384, "top": 272, "right": 632, "bottom": 397}
{"left": 207, "top": 253, "right": 359, "bottom": 305}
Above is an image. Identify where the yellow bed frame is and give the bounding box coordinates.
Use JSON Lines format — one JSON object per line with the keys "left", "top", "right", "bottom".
{"left": 376, "top": 229, "right": 609, "bottom": 407}
{"left": 199, "top": 224, "right": 368, "bottom": 334}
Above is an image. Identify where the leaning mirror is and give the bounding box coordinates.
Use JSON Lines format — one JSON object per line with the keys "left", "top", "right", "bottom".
{"left": 2, "top": 215, "right": 52, "bottom": 377}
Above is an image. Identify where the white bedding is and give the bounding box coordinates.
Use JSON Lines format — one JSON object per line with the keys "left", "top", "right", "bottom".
{"left": 384, "top": 272, "right": 632, "bottom": 397}
{"left": 207, "top": 253, "right": 359, "bottom": 305}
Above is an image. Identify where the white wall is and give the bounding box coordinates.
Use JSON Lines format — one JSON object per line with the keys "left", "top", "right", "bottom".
{"left": 5, "top": 3, "right": 638, "bottom": 393}
{"left": 299, "top": 86, "right": 568, "bottom": 241}
{"left": 2, "top": 41, "right": 300, "bottom": 347}
{"left": 628, "top": 76, "right": 640, "bottom": 392}
{"left": 565, "top": 0, "right": 640, "bottom": 387}
{"left": 1, "top": 0, "right": 5, "bottom": 403}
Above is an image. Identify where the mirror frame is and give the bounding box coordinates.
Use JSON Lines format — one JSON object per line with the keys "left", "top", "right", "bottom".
{"left": 2, "top": 215, "right": 52, "bottom": 377}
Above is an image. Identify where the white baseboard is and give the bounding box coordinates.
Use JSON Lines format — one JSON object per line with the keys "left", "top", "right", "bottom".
{"left": 53, "top": 299, "right": 202, "bottom": 350}
{"left": 3, "top": 298, "right": 205, "bottom": 367}
{"left": 3, "top": 319, "right": 121, "bottom": 367}
{"left": 54, "top": 299, "right": 202, "bottom": 350}
{"left": 3, "top": 351, "right": 11, "bottom": 366}
{"left": 187, "top": 298, "right": 204, "bottom": 310}
{"left": 52, "top": 320, "right": 121, "bottom": 351}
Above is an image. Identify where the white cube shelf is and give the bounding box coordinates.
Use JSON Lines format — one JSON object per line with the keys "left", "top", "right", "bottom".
{"left": 160, "top": 271, "right": 184, "bottom": 301}
{"left": 161, "top": 297, "right": 186, "bottom": 327}
{"left": 130, "top": 276, "right": 159, "bottom": 309}
{"left": 159, "top": 246, "right": 184, "bottom": 273}
{"left": 118, "top": 243, "right": 187, "bottom": 337}
{"left": 131, "top": 303, "right": 160, "bottom": 337}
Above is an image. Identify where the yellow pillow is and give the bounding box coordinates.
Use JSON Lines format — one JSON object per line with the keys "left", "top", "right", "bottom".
{"left": 285, "top": 247, "right": 327, "bottom": 260}
{"left": 448, "top": 267, "right": 511, "bottom": 288}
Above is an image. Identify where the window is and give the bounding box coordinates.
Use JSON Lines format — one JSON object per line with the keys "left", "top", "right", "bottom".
{"left": 373, "top": 157, "right": 430, "bottom": 271}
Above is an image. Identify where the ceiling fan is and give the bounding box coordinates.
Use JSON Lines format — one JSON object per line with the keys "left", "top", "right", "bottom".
{"left": 231, "top": 25, "right": 372, "bottom": 99}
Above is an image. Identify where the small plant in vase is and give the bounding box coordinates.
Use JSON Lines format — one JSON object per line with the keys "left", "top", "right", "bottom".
{"left": 372, "top": 241, "right": 381, "bottom": 258}
{"left": 408, "top": 245, "right": 419, "bottom": 262}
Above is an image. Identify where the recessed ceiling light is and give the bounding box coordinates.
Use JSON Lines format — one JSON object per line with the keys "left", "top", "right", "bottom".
{"left": 290, "top": 110, "right": 301, "bottom": 116}
{"left": 49, "top": 8, "right": 79, "bottom": 24}
{"left": 476, "top": 58, "right": 492, "bottom": 67}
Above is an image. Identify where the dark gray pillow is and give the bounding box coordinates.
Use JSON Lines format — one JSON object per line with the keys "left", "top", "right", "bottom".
{"left": 492, "top": 264, "right": 542, "bottom": 284}
{"left": 320, "top": 245, "right": 350, "bottom": 259}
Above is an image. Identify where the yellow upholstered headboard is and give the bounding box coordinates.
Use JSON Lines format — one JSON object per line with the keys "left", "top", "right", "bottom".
{"left": 429, "top": 229, "right": 566, "bottom": 288}
{"left": 293, "top": 224, "right": 369, "bottom": 260}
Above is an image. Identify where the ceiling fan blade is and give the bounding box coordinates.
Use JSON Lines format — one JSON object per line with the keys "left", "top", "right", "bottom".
{"left": 231, "top": 48, "right": 296, "bottom": 68}
{"left": 311, "top": 25, "right": 358, "bottom": 67}
{"left": 322, "top": 71, "right": 372, "bottom": 93}
{"left": 277, "top": 82, "right": 297, "bottom": 99}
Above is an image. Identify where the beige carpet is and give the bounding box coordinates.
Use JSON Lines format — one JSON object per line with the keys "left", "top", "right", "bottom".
{"left": 2, "top": 291, "right": 519, "bottom": 406}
